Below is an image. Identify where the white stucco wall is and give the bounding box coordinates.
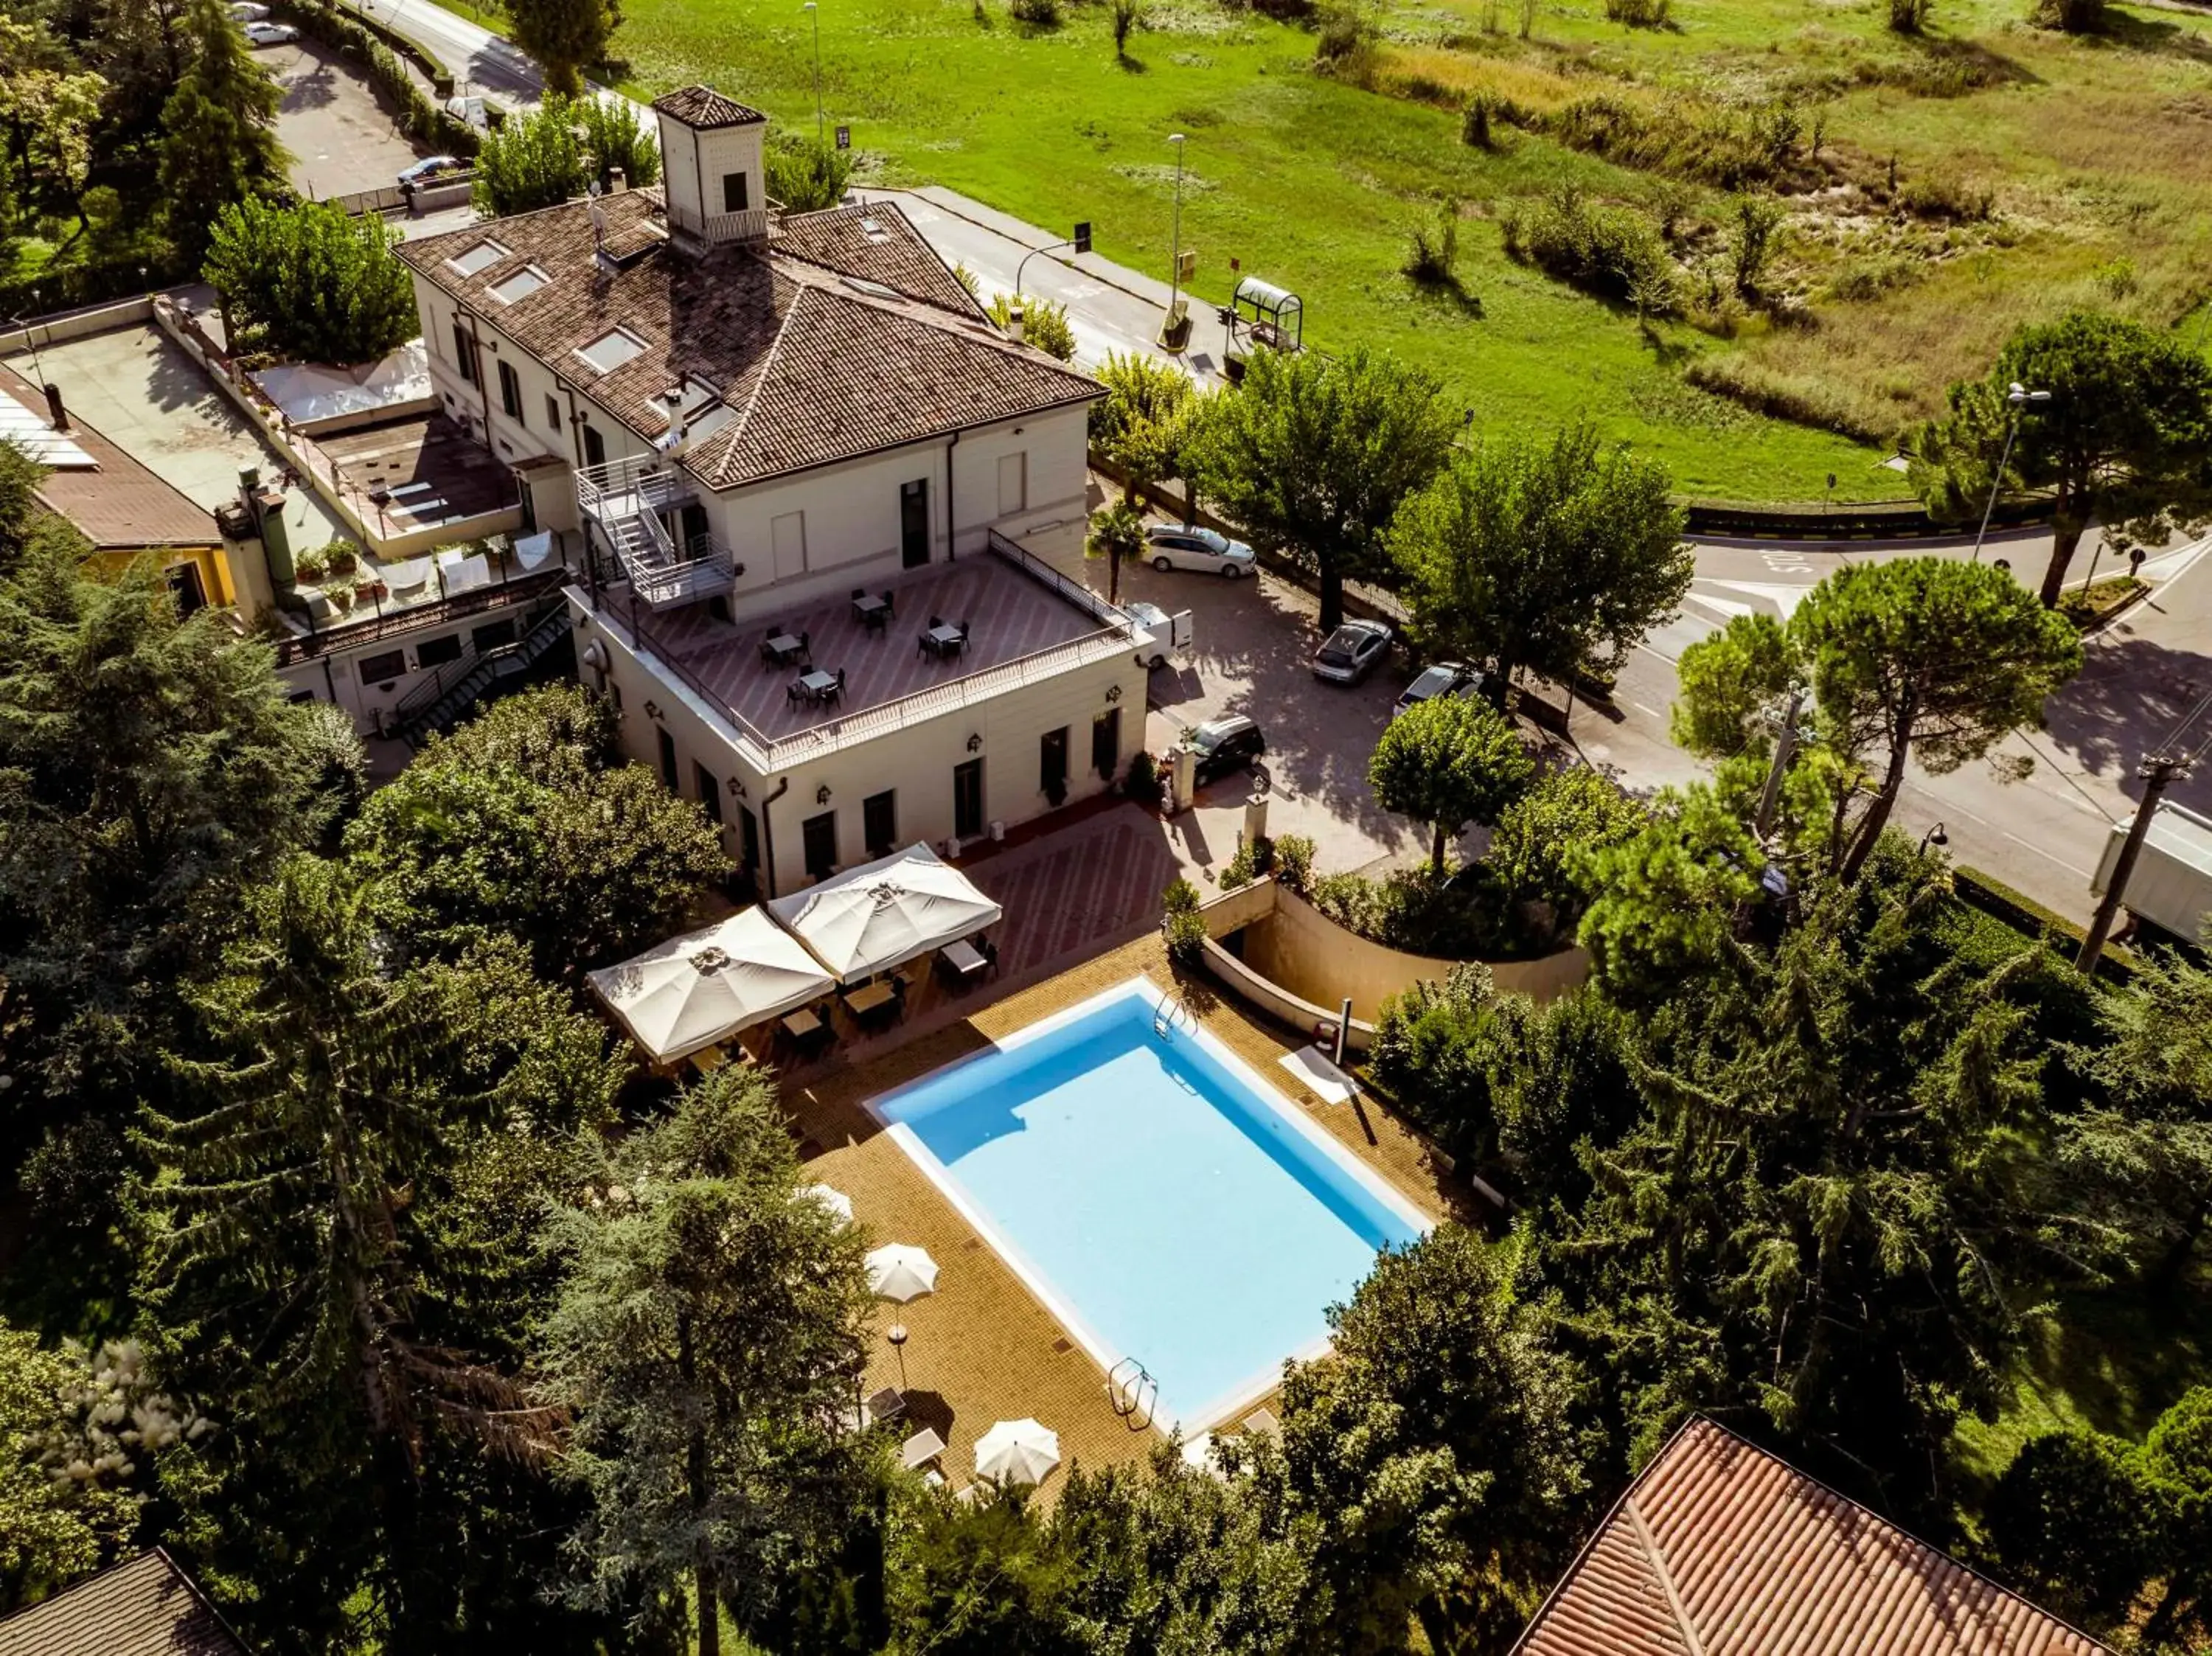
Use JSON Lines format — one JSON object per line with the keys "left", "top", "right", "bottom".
{"left": 573, "top": 587, "right": 1146, "bottom": 896}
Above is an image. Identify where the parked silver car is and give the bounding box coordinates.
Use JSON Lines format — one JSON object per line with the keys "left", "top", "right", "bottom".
{"left": 1311, "top": 619, "right": 1393, "bottom": 685}
{"left": 1392, "top": 661, "right": 1485, "bottom": 718}
{"left": 1146, "top": 523, "right": 1255, "bottom": 579}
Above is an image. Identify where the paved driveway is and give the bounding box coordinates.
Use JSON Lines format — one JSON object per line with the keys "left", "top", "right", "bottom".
{"left": 264, "top": 37, "right": 430, "bottom": 201}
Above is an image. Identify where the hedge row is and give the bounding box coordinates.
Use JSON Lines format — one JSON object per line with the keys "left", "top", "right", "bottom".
{"left": 268, "top": 0, "right": 481, "bottom": 160}
{"left": 1952, "top": 865, "right": 2138, "bottom": 982}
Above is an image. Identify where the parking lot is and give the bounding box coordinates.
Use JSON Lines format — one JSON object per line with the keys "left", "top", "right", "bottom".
{"left": 262, "top": 35, "right": 430, "bottom": 202}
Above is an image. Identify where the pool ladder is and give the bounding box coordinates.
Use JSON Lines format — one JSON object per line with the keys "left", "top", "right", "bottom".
{"left": 1107, "top": 1356, "right": 1160, "bottom": 1431}
{"left": 1153, "top": 994, "right": 1194, "bottom": 1042}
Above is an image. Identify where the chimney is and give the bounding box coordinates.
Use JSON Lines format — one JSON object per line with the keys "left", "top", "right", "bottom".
{"left": 1006, "top": 302, "right": 1026, "bottom": 344}
{"left": 608, "top": 165, "right": 627, "bottom": 195}
{"left": 43, "top": 383, "right": 66, "bottom": 431}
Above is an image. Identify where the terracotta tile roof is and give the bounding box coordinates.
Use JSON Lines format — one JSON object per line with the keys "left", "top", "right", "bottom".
{"left": 0, "top": 1551, "right": 247, "bottom": 1656}
{"left": 651, "top": 85, "right": 766, "bottom": 128}
{"left": 771, "top": 203, "right": 987, "bottom": 319}
{"left": 1513, "top": 1419, "right": 2112, "bottom": 1656}
{"left": 398, "top": 194, "right": 1098, "bottom": 490}
{"left": 0, "top": 366, "right": 217, "bottom": 552}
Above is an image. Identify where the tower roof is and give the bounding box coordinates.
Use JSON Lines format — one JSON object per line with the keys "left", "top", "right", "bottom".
{"left": 652, "top": 86, "right": 768, "bottom": 130}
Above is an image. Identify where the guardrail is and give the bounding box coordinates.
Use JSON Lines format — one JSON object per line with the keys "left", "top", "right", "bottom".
{"left": 665, "top": 202, "right": 769, "bottom": 243}
{"left": 600, "top": 549, "right": 1139, "bottom": 768}
{"left": 271, "top": 565, "right": 571, "bottom": 666}
{"left": 1680, "top": 493, "right": 2055, "bottom": 541}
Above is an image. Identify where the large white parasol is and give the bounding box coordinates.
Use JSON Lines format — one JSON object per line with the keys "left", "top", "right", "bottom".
{"left": 974, "top": 1418, "right": 1061, "bottom": 1487}
{"left": 865, "top": 1243, "right": 939, "bottom": 1303}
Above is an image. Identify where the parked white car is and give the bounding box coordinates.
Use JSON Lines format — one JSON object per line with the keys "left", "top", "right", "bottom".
{"left": 243, "top": 21, "right": 299, "bottom": 44}
{"left": 1146, "top": 522, "right": 1256, "bottom": 579}
{"left": 1124, "top": 600, "right": 1192, "bottom": 671}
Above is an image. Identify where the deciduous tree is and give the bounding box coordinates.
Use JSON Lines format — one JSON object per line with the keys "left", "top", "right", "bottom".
{"left": 1188, "top": 345, "right": 1456, "bottom": 630}
{"left": 1279, "top": 1227, "right": 1587, "bottom": 1654}
{"left": 539, "top": 1065, "right": 880, "bottom": 1656}
{"left": 203, "top": 198, "right": 417, "bottom": 365}
{"left": 344, "top": 683, "right": 727, "bottom": 978}
{"left": 1089, "top": 349, "right": 1194, "bottom": 512}
{"left": 472, "top": 95, "right": 588, "bottom": 217}
{"left": 1368, "top": 694, "right": 1534, "bottom": 872}
{"left": 1906, "top": 312, "right": 2212, "bottom": 607}
{"left": 1392, "top": 420, "right": 1689, "bottom": 695}
{"left": 503, "top": 0, "right": 619, "bottom": 98}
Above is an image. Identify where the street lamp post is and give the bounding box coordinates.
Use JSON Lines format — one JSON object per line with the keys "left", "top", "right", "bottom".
{"left": 804, "top": 1, "right": 824, "bottom": 151}
{"left": 1162, "top": 133, "right": 1186, "bottom": 349}
{"left": 1970, "top": 380, "right": 2051, "bottom": 564}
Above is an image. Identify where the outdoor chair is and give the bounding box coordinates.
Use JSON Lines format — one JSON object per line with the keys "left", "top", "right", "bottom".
{"left": 787, "top": 683, "right": 805, "bottom": 706}
{"left": 880, "top": 589, "right": 894, "bottom": 613}
{"left": 917, "top": 629, "right": 939, "bottom": 660}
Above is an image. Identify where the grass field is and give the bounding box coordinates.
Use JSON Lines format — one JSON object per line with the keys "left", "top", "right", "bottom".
{"left": 604, "top": 0, "right": 2212, "bottom": 502}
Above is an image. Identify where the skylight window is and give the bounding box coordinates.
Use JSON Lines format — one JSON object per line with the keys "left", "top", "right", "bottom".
{"left": 574, "top": 327, "right": 647, "bottom": 375}
{"left": 487, "top": 265, "right": 549, "bottom": 305}
{"left": 446, "top": 239, "right": 509, "bottom": 277}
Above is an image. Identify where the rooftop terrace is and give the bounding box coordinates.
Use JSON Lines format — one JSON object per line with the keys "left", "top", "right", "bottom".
{"left": 591, "top": 533, "right": 1141, "bottom": 767}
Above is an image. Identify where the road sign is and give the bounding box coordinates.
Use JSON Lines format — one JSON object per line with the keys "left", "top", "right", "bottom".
{"left": 1074, "top": 220, "right": 1092, "bottom": 254}
{"left": 835, "top": 124, "right": 851, "bottom": 150}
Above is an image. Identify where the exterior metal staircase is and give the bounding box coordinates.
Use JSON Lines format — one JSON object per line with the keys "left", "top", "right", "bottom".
{"left": 392, "top": 603, "right": 574, "bottom": 747}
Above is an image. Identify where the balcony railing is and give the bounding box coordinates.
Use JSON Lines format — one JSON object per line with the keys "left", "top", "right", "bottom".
{"left": 574, "top": 453, "right": 695, "bottom": 523}
{"left": 268, "top": 566, "right": 573, "bottom": 667}
{"left": 664, "top": 201, "right": 769, "bottom": 245}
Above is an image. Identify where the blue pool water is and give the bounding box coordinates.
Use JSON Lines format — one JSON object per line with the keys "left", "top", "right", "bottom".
{"left": 872, "top": 981, "right": 1426, "bottom": 1427}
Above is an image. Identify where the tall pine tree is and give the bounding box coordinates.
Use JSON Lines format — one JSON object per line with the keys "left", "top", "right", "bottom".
{"left": 158, "top": 0, "right": 285, "bottom": 265}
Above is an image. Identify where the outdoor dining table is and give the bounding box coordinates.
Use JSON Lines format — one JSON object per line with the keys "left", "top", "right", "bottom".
{"left": 853, "top": 594, "right": 890, "bottom": 623}
{"left": 844, "top": 980, "right": 897, "bottom": 1018}
{"left": 782, "top": 1007, "right": 823, "bottom": 1040}
{"left": 767, "top": 632, "right": 805, "bottom": 665}
{"left": 941, "top": 939, "right": 987, "bottom": 979}
{"left": 799, "top": 669, "right": 839, "bottom": 700}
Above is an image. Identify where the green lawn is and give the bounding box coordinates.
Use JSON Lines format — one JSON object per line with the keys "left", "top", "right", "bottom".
{"left": 605, "top": 0, "right": 2212, "bottom": 503}
{"left": 611, "top": 0, "right": 1893, "bottom": 501}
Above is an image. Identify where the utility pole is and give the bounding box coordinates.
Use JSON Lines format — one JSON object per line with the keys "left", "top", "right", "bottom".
{"left": 1754, "top": 686, "right": 1805, "bottom": 839}
{"left": 1161, "top": 133, "right": 1186, "bottom": 348}
{"left": 804, "top": 1, "right": 824, "bottom": 151}
{"left": 2076, "top": 751, "right": 2188, "bottom": 974}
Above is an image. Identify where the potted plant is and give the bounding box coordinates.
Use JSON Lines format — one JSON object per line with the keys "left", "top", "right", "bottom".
{"left": 324, "top": 540, "right": 361, "bottom": 578}
{"left": 294, "top": 549, "right": 330, "bottom": 586}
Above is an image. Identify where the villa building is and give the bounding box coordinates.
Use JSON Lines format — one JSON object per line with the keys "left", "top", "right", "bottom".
{"left": 395, "top": 86, "right": 1148, "bottom": 897}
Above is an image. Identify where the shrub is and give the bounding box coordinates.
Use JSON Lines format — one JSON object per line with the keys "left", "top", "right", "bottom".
{"left": 323, "top": 540, "right": 361, "bottom": 577}
{"left": 1898, "top": 171, "right": 1994, "bottom": 222}
{"left": 1124, "top": 749, "right": 1164, "bottom": 807}
{"left": 1888, "top": 0, "right": 1931, "bottom": 31}
{"left": 293, "top": 549, "right": 330, "bottom": 585}
{"left": 1602, "top": 0, "right": 1670, "bottom": 24}
{"left": 1010, "top": 0, "right": 1060, "bottom": 24}
{"left": 2034, "top": 0, "right": 2104, "bottom": 29}
{"left": 1402, "top": 201, "right": 1460, "bottom": 285}
{"left": 1987, "top": 1430, "right": 2168, "bottom": 1615}
{"left": 1728, "top": 192, "right": 1787, "bottom": 298}
{"left": 1164, "top": 907, "right": 1208, "bottom": 967}
{"left": 1164, "top": 875, "right": 1201, "bottom": 915}
{"left": 1368, "top": 962, "right": 1498, "bottom": 1152}
{"left": 1507, "top": 186, "right": 1674, "bottom": 309}
{"left": 1314, "top": 4, "right": 1370, "bottom": 63}
{"left": 1112, "top": 0, "right": 1143, "bottom": 53}
{"left": 1272, "top": 832, "right": 1315, "bottom": 894}
{"left": 987, "top": 291, "right": 1077, "bottom": 361}
{"left": 765, "top": 134, "right": 855, "bottom": 212}
{"left": 1543, "top": 94, "right": 1783, "bottom": 190}
{"left": 1461, "top": 94, "right": 1498, "bottom": 150}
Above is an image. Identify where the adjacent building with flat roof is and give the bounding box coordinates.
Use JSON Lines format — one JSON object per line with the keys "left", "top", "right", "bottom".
{"left": 394, "top": 87, "right": 1147, "bottom": 897}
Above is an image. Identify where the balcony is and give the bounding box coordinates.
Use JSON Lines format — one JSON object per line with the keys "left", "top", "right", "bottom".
{"left": 664, "top": 201, "right": 770, "bottom": 246}
{"left": 575, "top": 454, "right": 730, "bottom": 610}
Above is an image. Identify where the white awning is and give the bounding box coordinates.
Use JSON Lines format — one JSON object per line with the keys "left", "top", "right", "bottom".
{"left": 768, "top": 843, "right": 1001, "bottom": 985}
{"left": 586, "top": 908, "right": 835, "bottom": 1064}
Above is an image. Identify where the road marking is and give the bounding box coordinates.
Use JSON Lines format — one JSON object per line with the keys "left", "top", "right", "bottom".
{"left": 1632, "top": 701, "right": 1661, "bottom": 717}
{"left": 2002, "top": 832, "right": 2096, "bottom": 881}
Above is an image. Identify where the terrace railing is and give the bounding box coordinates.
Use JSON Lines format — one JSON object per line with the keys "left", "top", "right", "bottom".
{"left": 269, "top": 564, "right": 572, "bottom": 667}
{"left": 664, "top": 201, "right": 770, "bottom": 246}
{"left": 574, "top": 452, "right": 695, "bottom": 521}
{"left": 605, "top": 571, "right": 1140, "bottom": 770}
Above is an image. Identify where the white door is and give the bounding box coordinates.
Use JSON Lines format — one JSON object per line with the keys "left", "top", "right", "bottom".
{"left": 771, "top": 511, "right": 807, "bottom": 579}
{"left": 997, "top": 452, "right": 1027, "bottom": 517}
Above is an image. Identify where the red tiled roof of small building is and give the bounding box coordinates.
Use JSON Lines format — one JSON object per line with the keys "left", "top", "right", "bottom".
{"left": 1513, "top": 1418, "right": 2112, "bottom": 1656}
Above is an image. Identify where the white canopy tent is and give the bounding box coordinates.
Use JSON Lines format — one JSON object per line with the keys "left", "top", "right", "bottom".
{"left": 768, "top": 843, "right": 1002, "bottom": 985}
{"left": 586, "top": 908, "right": 835, "bottom": 1065}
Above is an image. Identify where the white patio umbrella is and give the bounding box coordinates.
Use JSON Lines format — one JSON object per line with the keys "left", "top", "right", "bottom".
{"left": 974, "top": 1419, "right": 1060, "bottom": 1487}
{"left": 586, "top": 908, "right": 834, "bottom": 1065}
{"left": 801, "top": 1183, "right": 854, "bottom": 1225}
{"left": 866, "top": 1243, "right": 939, "bottom": 1303}
{"left": 768, "top": 843, "right": 1003, "bottom": 985}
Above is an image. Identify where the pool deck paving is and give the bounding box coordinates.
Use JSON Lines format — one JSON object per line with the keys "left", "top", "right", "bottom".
{"left": 778, "top": 927, "right": 1472, "bottom": 1502}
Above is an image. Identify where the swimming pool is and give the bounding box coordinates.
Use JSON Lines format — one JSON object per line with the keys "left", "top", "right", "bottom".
{"left": 869, "top": 978, "right": 1430, "bottom": 1430}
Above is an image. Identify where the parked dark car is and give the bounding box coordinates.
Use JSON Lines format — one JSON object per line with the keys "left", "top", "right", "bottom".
{"left": 1392, "top": 661, "right": 1486, "bottom": 719}
{"left": 1311, "top": 619, "right": 1393, "bottom": 685}
{"left": 1187, "top": 714, "right": 1265, "bottom": 784}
